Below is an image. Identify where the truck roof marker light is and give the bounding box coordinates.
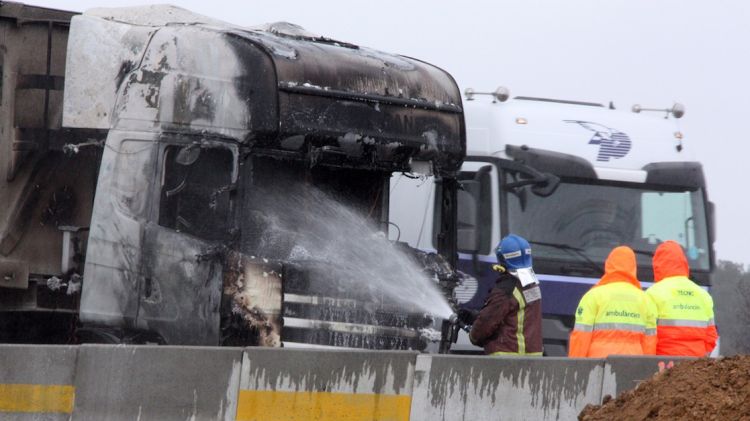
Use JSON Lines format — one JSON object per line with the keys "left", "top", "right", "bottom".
{"left": 631, "top": 102, "right": 686, "bottom": 119}
{"left": 464, "top": 86, "right": 510, "bottom": 103}
{"left": 515, "top": 117, "right": 528, "bottom": 125}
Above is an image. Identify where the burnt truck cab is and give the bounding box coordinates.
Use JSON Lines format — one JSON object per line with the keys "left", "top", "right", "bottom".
{"left": 58, "top": 7, "right": 465, "bottom": 348}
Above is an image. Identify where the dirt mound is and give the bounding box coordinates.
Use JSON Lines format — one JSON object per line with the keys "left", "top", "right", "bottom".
{"left": 579, "top": 355, "right": 750, "bottom": 421}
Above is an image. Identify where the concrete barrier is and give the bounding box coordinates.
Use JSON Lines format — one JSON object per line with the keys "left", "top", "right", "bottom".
{"left": 601, "top": 355, "right": 695, "bottom": 398}
{"left": 1, "top": 343, "right": 703, "bottom": 420}
{"left": 236, "top": 348, "right": 417, "bottom": 421}
{"left": 409, "top": 355, "right": 605, "bottom": 421}
{"left": 0, "top": 345, "right": 77, "bottom": 420}
{"left": 71, "top": 344, "right": 242, "bottom": 421}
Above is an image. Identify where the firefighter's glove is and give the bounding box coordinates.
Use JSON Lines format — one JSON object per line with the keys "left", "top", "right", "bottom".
{"left": 456, "top": 309, "right": 478, "bottom": 325}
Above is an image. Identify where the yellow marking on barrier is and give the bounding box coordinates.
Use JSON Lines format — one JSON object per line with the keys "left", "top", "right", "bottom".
{"left": 236, "top": 390, "right": 411, "bottom": 421}
{"left": 0, "top": 384, "right": 75, "bottom": 413}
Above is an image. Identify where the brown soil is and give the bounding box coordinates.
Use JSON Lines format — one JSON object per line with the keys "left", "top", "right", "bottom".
{"left": 579, "top": 355, "right": 750, "bottom": 421}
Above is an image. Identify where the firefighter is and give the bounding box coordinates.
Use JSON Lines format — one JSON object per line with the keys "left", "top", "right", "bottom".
{"left": 568, "top": 246, "right": 657, "bottom": 357}
{"left": 646, "top": 241, "right": 718, "bottom": 356}
{"left": 459, "top": 234, "right": 543, "bottom": 356}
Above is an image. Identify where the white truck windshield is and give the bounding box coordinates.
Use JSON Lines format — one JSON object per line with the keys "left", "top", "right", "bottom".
{"left": 506, "top": 178, "right": 711, "bottom": 272}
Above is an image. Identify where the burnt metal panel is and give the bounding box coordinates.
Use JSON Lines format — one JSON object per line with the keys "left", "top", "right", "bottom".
{"left": 238, "top": 28, "right": 465, "bottom": 173}
{"left": 221, "top": 251, "right": 282, "bottom": 347}
{"left": 279, "top": 260, "right": 432, "bottom": 350}
{"left": 137, "top": 223, "right": 223, "bottom": 345}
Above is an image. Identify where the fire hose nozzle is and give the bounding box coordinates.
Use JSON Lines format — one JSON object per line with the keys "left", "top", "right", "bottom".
{"left": 448, "top": 313, "right": 471, "bottom": 332}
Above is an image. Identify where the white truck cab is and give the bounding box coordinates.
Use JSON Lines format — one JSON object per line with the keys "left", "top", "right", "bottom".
{"left": 390, "top": 90, "right": 715, "bottom": 355}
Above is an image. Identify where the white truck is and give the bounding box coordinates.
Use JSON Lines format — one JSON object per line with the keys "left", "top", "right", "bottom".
{"left": 390, "top": 88, "right": 715, "bottom": 355}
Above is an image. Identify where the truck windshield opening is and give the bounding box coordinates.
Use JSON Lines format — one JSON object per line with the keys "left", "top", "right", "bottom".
{"left": 505, "top": 178, "right": 711, "bottom": 273}
{"left": 239, "top": 157, "right": 387, "bottom": 260}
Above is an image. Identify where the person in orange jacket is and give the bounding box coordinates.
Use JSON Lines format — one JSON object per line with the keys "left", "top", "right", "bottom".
{"left": 568, "top": 246, "right": 657, "bottom": 358}
{"left": 646, "top": 241, "right": 718, "bottom": 356}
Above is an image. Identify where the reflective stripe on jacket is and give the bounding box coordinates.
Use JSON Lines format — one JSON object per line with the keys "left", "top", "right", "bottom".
{"left": 469, "top": 272, "right": 543, "bottom": 356}
{"left": 568, "top": 246, "right": 657, "bottom": 358}
{"left": 647, "top": 276, "right": 717, "bottom": 356}
{"left": 648, "top": 241, "right": 718, "bottom": 356}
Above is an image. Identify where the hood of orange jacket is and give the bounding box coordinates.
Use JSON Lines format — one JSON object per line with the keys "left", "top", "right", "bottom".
{"left": 596, "top": 246, "right": 640, "bottom": 289}
{"left": 653, "top": 240, "right": 689, "bottom": 282}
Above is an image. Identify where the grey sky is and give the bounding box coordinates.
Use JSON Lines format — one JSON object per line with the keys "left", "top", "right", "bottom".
{"left": 21, "top": 0, "right": 750, "bottom": 265}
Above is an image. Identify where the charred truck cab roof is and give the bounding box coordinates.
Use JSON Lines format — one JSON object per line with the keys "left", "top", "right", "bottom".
{"left": 63, "top": 9, "right": 464, "bottom": 172}
{"left": 56, "top": 6, "right": 465, "bottom": 348}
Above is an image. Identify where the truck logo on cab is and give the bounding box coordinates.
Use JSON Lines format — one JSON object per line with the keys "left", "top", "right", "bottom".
{"left": 565, "top": 120, "right": 632, "bottom": 162}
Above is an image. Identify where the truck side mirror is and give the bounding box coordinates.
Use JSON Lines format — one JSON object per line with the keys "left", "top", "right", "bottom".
{"left": 707, "top": 200, "right": 716, "bottom": 246}
{"left": 456, "top": 165, "right": 492, "bottom": 254}
{"left": 456, "top": 182, "right": 480, "bottom": 253}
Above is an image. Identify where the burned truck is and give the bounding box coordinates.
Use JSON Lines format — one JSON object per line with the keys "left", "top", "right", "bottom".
{"left": 0, "top": 3, "right": 465, "bottom": 349}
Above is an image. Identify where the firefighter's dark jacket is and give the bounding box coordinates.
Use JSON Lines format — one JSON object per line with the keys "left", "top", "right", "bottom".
{"left": 469, "top": 271, "right": 543, "bottom": 355}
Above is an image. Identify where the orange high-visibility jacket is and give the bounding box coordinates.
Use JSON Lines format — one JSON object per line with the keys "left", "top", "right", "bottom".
{"left": 568, "top": 246, "right": 657, "bottom": 358}
{"left": 646, "top": 241, "right": 718, "bottom": 356}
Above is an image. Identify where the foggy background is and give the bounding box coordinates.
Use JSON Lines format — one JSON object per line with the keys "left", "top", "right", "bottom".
{"left": 22, "top": 0, "right": 750, "bottom": 267}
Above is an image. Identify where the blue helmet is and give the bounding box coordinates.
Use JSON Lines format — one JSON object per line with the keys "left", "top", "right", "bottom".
{"left": 495, "top": 234, "right": 532, "bottom": 270}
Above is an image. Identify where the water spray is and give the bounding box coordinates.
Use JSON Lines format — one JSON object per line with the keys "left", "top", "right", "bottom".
{"left": 253, "top": 182, "right": 460, "bottom": 350}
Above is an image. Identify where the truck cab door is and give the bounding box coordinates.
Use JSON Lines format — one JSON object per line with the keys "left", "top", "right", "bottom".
{"left": 139, "top": 143, "right": 238, "bottom": 345}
